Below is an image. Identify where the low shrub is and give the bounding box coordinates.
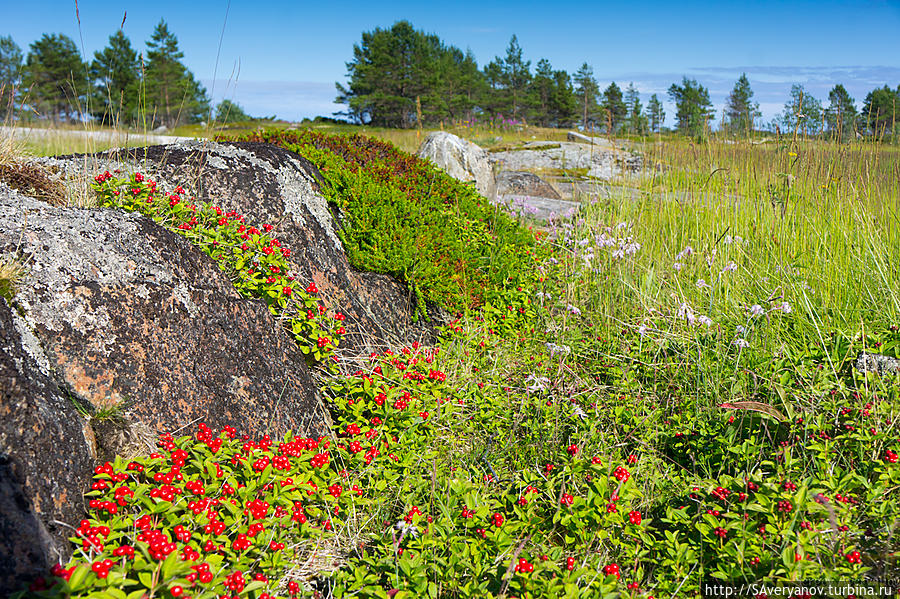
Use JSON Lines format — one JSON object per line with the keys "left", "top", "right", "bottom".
{"left": 227, "top": 130, "right": 537, "bottom": 320}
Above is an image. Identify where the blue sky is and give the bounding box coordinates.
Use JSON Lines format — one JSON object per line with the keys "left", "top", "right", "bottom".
{"left": 6, "top": 1, "right": 900, "bottom": 124}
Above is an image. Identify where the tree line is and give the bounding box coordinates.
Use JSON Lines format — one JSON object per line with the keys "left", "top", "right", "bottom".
{"left": 0, "top": 21, "right": 214, "bottom": 128}
{"left": 337, "top": 21, "right": 900, "bottom": 141}
{"left": 334, "top": 21, "right": 664, "bottom": 134}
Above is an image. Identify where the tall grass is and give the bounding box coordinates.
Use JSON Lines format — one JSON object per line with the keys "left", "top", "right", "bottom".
{"left": 540, "top": 135, "right": 900, "bottom": 418}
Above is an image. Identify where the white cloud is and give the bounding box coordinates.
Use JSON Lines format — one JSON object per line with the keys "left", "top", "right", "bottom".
{"left": 604, "top": 65, "right": 899, "bottom": 126}
{"left": 201, "top": 79, "right": 343, "bottom": 122}
{"left": 202, "top": 66, "right": 899, "bottom": 125}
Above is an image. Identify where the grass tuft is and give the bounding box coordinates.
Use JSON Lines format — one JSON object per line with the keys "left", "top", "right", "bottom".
{"left": 0, "top": 160, "right": 69, "bottom": 206}
{"left": 0, "top": 254, "right": 27, "bottom": 302}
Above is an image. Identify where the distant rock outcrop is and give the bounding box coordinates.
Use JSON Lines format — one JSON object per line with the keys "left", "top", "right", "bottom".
{"left": 566, "top": 131, "right": 613, "bottom": 145}
{"left": 416, "top": 132, "right": 496, "bottom": 198}
{"left": 491, "top": 140, "right": 642, "bottom": 181}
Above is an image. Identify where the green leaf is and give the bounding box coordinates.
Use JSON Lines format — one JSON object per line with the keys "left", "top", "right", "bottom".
{"left": 66, "top": 564, "right": 90, "bottom": 591}
{"left": 161, "top": 549, "right": 179, "bottom": 580}
{"left": 138, "top": 570, "right": 154, "bottom": 589}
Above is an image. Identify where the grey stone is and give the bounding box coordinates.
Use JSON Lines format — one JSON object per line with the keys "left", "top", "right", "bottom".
{"left": 855, "top": 352, "right": 900, "bottom": 375}
{"left": 566, "top": 131, "right": 614, "bottom": 146}
{"left": 416, "top": 132, "right": 496, "bottom": 198}
{"left": 496, "top": 171, "right": 561, "bottom": 200}
{"left": 494, "top": 195, "right": 579, "bottom": 223}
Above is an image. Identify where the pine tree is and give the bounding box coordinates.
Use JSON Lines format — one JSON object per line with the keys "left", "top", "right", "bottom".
{"left": 624, "top": 83, "right": 646, "bottom": 135}
{"left": 0, "top": 36, "right": 23, "bottom": 118}
{"left": 480, "top": 57, "right": 506, "bottom": 119}
{"left": 825, "top": 84, "right": 857, "bottom": 142}
{"left": 647, "top": 94, "right": 665, "bottom": 133}
{"left": 90, "top": 30, "right": 139, "bottom": 125}
{"left": 725, "top": 73, "right": 761, "bottom": 136}
{"left": 425, "top": 46, "right": 483, "bottom": 124}
{"left": 861, "top": 85, "right": 899, "bottom": 138}
{"left": 549, "top": 69, "right": 577, "bottom": 128}
{"left": 215, "top": 99, "right": 253, "bottom": 123}
{"left": 573, "top": 63, "right": 599, "bottom": 130}
{"left": 530, "top": 58, "right": 555, "bottom": 126}
{"left": 453, "top": 49, "right": 485, "bottom": 123}
{"left": 601, "top": 82, "right": 626, "bottom": 133}
{"left": 668, "top": 77, "right": 714, "bottom": 138}
{"left": 501, "top": 35, "right": 530, "bottom": 122}
{"left": 145, "top": 20, "right": 208, "bottom": 128}
{"left": 778, "top": 84, "right": 822, "bottom": 137}
{"left": 337, "top": 21, "right": 445, "bottom": 127}
{"left": 23, "top": 33, "right": 88, "bottom": 122}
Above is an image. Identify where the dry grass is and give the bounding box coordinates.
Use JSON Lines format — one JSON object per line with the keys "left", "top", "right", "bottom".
{"left": 1, "top": 122, "right": 71, "bottom": 205}
{"left": 0, "top": 160, "right": 69, "bottom": 206}
{"left": 1, "top": 121, "right": 106, "bottom": 208}
{"left": 0, "top": 254, "right": 27, "bottom": 302}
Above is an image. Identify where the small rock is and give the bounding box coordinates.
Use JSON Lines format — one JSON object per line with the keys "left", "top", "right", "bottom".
{"left": 855, "top": 352, "right": 900, "bottom": 375}
{"left": 566, "top": 131, "right": 612, "bottom": 146}
{"left": 417, "top": 132, "right": 496, "bottom": 198}
{"left": 496, "top": 171, "right": 561, "bottom": 200}
{"left": 494, "top": 195, "right": 579, "bottom": 223}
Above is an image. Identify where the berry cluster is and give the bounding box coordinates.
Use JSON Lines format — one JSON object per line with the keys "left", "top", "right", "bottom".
{"left": 92, "top": 171, "right": 345, "bottom": 363}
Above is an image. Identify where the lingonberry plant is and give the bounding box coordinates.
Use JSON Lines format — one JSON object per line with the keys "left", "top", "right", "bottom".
{"left": 20, "top": 422, "right": 366, "bottom": 599}
{"left": 91, "top": 171, "right": 344, "bottom": 364}
{"left": 18, "top": 132, "right": 900, "bottom": 598}
{"left": 20, "top": 244, "right": 900, "bottom": 597}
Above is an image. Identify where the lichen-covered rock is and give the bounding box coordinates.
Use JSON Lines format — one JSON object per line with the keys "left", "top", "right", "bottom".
{"left": 491, "top": 140, "right": 642, "bottom": 181}
{"left": 417, "top": 131, "right": 496, "bottom": 198}
{"left": 855, "top": 352, "right": 900, "bottom": 375}
{"left": 494, "top": 195, "right": 579, "bottom": 222}
{"left": 0, "top": 297, "right": 95, "bottom": 595}
{"left": 49, "top": 140, "right": 436, "bottom": 353}
{"left": 496, "top": 171, "right": 561, "bottom": 199}
{"left": 0, "top": 190, "right": 329, "bottom": 444}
